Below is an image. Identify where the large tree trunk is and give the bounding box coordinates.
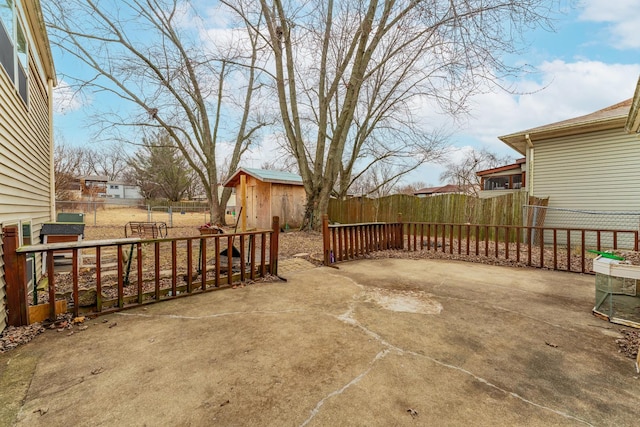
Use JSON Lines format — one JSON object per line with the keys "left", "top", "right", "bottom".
{"left": 302, "top": 186, "right": 331, "bottom": 231}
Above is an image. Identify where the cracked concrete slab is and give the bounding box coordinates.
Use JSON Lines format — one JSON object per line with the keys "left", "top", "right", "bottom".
{"left": 1, "top": 258, "right": 638, "bottom": 426}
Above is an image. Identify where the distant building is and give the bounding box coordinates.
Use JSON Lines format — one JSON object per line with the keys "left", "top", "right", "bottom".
{"left": 476, "top": 158, "right": 526, "bottom": 198}
{"left": 79, "top": 176, "right": 142, "bottom": 200}
{"left": 414, "top": 184, "right": 476, "bottom": 197}
{"left": 106, "top": 181, "right": 142, "bottom": 199}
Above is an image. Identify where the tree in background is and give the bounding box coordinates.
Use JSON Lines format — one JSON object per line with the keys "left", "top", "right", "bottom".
{"left": 439, "top": 147, "right": 513, "bottom": 196}
{"left": 126, "top": 131, "right": 194, "bottom": 202}
{"left": 46, "top": 0, "right": 269, "bottom": 224}
{"left": 84, "top": 142, "right": 130, "bottom": 181}
{"left": 225, "top": 0, "right": 557, "bottom": 228}
{"left": 53, "top": 139, "right": 85, "bottom": 200}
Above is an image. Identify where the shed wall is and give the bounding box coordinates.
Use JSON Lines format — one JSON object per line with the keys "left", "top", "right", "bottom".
{"left": 271, "top": 185, "right": 306, "bottom": 228}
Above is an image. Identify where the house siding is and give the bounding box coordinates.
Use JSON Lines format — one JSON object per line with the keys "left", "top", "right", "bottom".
{"left": 532, "top": 128, "right": 640, "bottom": 211}
{"left": 0, "top": 37, "right": 53, "bottom": 331}
{"left": 531, "top": 128, "right": 640, "bottom": 248}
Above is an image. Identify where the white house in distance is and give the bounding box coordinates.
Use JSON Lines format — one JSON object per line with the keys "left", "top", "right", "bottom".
{"left": 0, "top": 0, "right": 56, "bottom": 331}
{"left": 106, "top": 181, "right": 142, "bottom": 199}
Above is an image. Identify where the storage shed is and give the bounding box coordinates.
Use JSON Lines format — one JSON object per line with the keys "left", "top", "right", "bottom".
{"left": 224, "top": 168, "right": 306, "bottom": 230}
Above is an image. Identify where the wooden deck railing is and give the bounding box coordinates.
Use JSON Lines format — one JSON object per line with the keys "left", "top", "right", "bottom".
{"left": 322, "top": 215, "right": 638, "bottom": 274}
{"left": 2, "top": 217, "right": 280, "bottom": 327}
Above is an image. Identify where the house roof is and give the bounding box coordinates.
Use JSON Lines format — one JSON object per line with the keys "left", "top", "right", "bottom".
{"left": 414, "top": 184, "right": 471, "bottom": 195}
{"left": 223, "top": 167, "right": 303, "bottom": 187}
{"left": 499, "top": 99, "right": 632, "bottom": 154}
{"left": 25, "top": 0, "right": 56, "bottom": 85}
{"left": 476, "top": 158, "right": 525, "bottom": 177}
{"left": 81, "top": 175, "right": 109, "bottom": 182}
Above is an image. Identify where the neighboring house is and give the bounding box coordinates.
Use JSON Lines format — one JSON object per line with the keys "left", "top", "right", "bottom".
{"left": 80, "top": 175, "right": 108, "bottom": 197}
{"left": 106, "top": 181, "right": 142, "bottom": 199}
{"left": 414, "top": 184, "right": 475, "bottom": 197}
{"left": 476, "top": 158, "right": 526, "bottom": 199}
{"left": 1, "top": 0, "right": 56, "bottom": 331}
{"left": 498, "top": 78, "right": 640, "bottom": 241}
{"left": 224, "top": 168, "right": 306, "bottom": 230}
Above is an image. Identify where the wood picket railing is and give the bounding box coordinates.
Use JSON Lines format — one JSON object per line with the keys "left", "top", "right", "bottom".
{"left": 322, "top": 215, "right": 638, "bottom": 274}
{"left": 2, "top": 217, "right": 280, "bottom": 327}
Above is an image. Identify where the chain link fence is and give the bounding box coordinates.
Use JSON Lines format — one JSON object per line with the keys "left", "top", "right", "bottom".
{"left": 55, "top": 200, "right": 211, "bottom": 227}
{"left": 523, "top": 205, "right": 640, "bottom": 250}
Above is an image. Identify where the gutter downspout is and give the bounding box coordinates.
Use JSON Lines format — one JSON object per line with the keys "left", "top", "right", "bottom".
{"left": 48, "top": 78, "right": 55, "bottom": 222}
{"left": 525, "top": 134, "right": 533, "bottom": 197}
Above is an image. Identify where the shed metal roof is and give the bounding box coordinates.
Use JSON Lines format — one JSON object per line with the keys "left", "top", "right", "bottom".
{"left": 224, "top": 167, "right": 303, "bottom": 187}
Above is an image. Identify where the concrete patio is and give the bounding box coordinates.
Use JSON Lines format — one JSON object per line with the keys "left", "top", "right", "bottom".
{"left": 1, "top": 258, "right": 638, "bottom": 426}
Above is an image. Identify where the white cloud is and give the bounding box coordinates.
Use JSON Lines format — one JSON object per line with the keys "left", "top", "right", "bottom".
{"left": 578, "top": 0, "right": 640, "bottom": 49}
{"left": 461, "top": 60, "right": 640, "bottom": 153}
{"left": 52, "top": 80, "right": 89, "bottom": 115}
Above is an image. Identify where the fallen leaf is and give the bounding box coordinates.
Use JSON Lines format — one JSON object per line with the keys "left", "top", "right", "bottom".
{"left": 407, "top": 408, "right": 418, "bottom": 418}
{"left": 91, "top": 367, "right": 104, "bottom": 375}
{"left": 78, "top": 326, "right": 88, "bottom": 331}
{"left": 108, "top": 323, "right": 117, "bottom": 329}
{"left": 66, "top": 331, "right": 74, "bottom": 336}
{"left": 72, "top": 317, "right": 86, "bottom": 324}
{"left": 545, "top": 341, "right": 558, "bottom": 348}
{"left": 220, "top": 400, "right": 230, "bottom": 407}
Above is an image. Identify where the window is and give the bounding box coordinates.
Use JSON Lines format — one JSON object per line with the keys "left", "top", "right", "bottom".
{"left": 110, "top": 185, "right": 119, "bottom": 189}
{"left": 21, "top": 221, "right": 31, "bottom": 245}
{"left": 0, "top": 0, "right": 28, "bottom": 104}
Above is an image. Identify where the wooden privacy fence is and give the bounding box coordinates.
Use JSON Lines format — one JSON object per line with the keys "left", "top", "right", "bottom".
{"left": 2, "top": 217, "right": 280, "bottom": 327}
{"left": 321, "top": 215, "right": 638, "bottom": 274}
{"left": 328, "top": 192, "right": 547, "bottom": 226}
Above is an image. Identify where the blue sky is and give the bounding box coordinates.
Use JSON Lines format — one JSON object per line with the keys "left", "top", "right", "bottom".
{"left": 52, "top": 0, "right": 640, "bottom": 186}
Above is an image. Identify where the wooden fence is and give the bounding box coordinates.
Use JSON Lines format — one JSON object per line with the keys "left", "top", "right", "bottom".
{"left": 328, "top": 192, "right": 547, "bottom": 226}
{"left": 322, "top": 215, "right": 638, "bottom": 274}
{"left": 2, "top": 217, "right": 280, "bottom": 327}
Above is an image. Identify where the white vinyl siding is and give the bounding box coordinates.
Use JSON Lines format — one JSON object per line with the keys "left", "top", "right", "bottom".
{"left": 0, "top": 27, "right": 52, "bottom": 331}
{"left": 532, "top": 128, "right": 640, "bottom": 212}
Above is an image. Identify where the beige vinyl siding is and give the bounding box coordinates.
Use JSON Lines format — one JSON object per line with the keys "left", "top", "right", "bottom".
{"left": 0, "top": 42, "right": 53, "bottom": 331}
{"left": 532, "top": 128, "right": 640, "bottom": 249}
{"left": 533, "top": 128, "right": 640, "bottom": 211}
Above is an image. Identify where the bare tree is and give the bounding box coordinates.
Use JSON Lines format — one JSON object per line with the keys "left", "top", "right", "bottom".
{"left": 439, "top": 147, "right": 513, "bottom": 196}
{"left": 53, "top": 138, "right": 85, "bottom": 200}
{"left": 223, "top": 0, "right": 557, "bottom": 228}
{"left": 84, "top": 142, "right": 130, "bottom": 181}
{"left": 45, "top": 0, "right": 270, "bottom": 224}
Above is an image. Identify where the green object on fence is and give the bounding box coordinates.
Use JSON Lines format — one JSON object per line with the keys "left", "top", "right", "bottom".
{"left": 587, "top": 250, "right": 625, "bottom": 261}
{"left": 57, "top": 212, "right": 85, "bottom": 223}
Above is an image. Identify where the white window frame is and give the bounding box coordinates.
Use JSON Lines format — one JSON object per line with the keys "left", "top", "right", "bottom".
{"left": 0, "top": 0, "right": 28, "bottom": 105}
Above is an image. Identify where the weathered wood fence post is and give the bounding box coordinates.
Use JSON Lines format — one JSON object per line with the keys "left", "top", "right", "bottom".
{"left": 270, "top": 216, "right": 280, "bottom": 275}
{"left": 397, "top": 213, "right": 404, "bottom": 250}
{"left": 322, "top": 215, "right": 331, "bottom": 265}
{"left": 2, "top": 227, "right": 29, "bottom": 326}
